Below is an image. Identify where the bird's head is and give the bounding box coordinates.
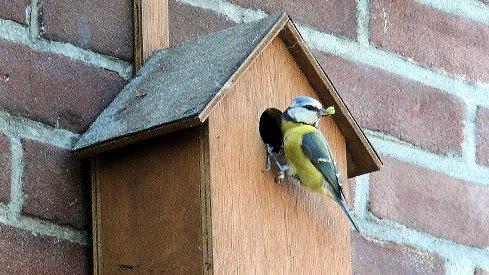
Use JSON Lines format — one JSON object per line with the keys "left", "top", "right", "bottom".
{"left": 283, "top": 96, "right": 335, "bottom": 126}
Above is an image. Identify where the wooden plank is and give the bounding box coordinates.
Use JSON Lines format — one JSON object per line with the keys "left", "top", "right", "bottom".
{"left": 207, "top": 37, "right": 352, "bottom": 273}
{"left": 91, "top": 158, "right": 101, "bottom": 275}
{"left": 92, "top": 128, "right": 206, "bottom": 273}
{"left": 199, "top": 123, "right": 214, "bottom": 274}
{"left": 133, "top": 0, "right": 169, "bottom": 71}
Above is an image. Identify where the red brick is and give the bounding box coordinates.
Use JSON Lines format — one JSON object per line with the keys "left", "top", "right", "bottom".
{"left": 0, "top": 39, "right": 126, "bottom": 132}
{"left": 371, "top": 0, "right": 489, "bottom": 83}
{"left": 0, "top": 224, "right": 89, "bottom": 273}
{"left": 476, "top": 268, "right": 489, "bottom": 275}
{"left": 352, "top": 233, "right": 444, "bottom": 274}
{"left": 0, "top": 133, "right": 10, "bottom": 204}
{"left": 0, "top": 0, "right": 30, "bottom": 24}
{"left": 22, "top": 140, "right": 89, "bottom": 229}
{"left": 370, "top": 157, "right": 489, "bottom": 248}
{"left": 476, "top": 107, "right": 489, "bottom": 167}
{"left": 41, "top": 0, "right": 133, "bottom": 61}
{"left": 316, "top": 52, "right": 464, "bottom": 155}
{"left": 169, "top": 0, "right": 236, "bottom": 45}
{"left": 229, "top": 0, "right": 357, "bottom": 38}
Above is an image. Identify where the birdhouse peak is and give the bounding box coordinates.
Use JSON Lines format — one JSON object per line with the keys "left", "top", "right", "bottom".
{"left": 73, "top": 13, "right": 381, "bottom": 177}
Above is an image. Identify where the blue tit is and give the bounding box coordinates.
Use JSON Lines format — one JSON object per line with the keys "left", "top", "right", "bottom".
{"left": 280, "top": 95, "right": 359, "bottom": 231}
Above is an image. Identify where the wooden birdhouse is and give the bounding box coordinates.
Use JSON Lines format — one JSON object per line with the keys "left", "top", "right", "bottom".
{"left": 74, "top": 13, "right": 381, "bottom": 274}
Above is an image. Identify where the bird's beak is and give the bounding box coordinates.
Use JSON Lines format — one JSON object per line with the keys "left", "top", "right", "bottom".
{"left": 320, "top": 106, "right": 335, "bottom": 116}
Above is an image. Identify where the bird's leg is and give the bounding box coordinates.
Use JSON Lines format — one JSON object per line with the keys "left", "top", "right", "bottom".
{"left": 268, "top": 147, "right": 290, "bottom": 183}
{"left": 263, "top": 144, "right": 291, "bottom": 183}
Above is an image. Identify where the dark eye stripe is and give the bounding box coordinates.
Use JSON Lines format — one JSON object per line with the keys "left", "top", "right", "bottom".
{"left": 304, "top": 105, "right": 317, "bottom": 111}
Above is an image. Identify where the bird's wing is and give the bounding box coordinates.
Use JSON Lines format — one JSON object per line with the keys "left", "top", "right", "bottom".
{"left": 301, "top": 130, "right": 359, "bottom": 231}
{"left": 301, "top": 130, "right": 343, "bottom": 199}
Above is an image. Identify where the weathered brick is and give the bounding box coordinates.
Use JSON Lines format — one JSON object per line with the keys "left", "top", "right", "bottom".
{"left": 371, "top": 0, "right": 489, "bottom": 83}
{"left": 0, "top": 224, "right": 90, "bottom": 273}
{"left": 0, "top": 39, "right": 126, "bottom": 132}
{"left": 476, "top": 268, "right": 489, "bottom": 275}
{"left": 0, "top": 0, "right": 30, "bottom": 24}
{"left": 370, "top": 157, "right": 489, "bottom": 248}
{"left": 476, "top": 107, "right": 489, "bottom": 167}
{"left": 229, "top": 0, "right": 357, "bottom": 38}
{"left": 316, "top": 52, "right": 464, "bottom": 155}
{"left": 352, "top": 233, "right": 445, "bottom": 274}
{"left": 0, "top": 133, "right": 10, "bottom": 204}
{"left": 41, "top": 0, "right": 133, "bottom": 61}
{"left": 22, "top": 140, "right": 90, "bottom": 229}
{"left": 169, "top": 0, "right": 236, "bottom": 45}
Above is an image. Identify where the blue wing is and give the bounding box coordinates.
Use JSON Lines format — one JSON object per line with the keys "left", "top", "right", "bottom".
{"left": 301, "top": 130, "right": 343, "bottom": 198}
{"left": 301, "top": 130, "right": 359, "bottom": 231}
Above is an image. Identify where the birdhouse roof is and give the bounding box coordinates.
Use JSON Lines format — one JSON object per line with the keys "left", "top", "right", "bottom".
{"left": 73, "top": 13, "right": 381, "bottom": 177}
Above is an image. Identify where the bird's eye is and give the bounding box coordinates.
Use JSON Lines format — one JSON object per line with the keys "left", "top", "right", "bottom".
{"left": 304, "top": 105, "right": 317, "bottom": 111}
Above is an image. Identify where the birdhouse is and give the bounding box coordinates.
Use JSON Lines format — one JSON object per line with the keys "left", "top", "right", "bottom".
{"left": 73, "top": 13, "right": 381, "bottom": 274}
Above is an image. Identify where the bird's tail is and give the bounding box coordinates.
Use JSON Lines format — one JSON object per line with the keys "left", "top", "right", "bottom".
{"left": 335, "top": 196, "right": 359, "bottom": 232}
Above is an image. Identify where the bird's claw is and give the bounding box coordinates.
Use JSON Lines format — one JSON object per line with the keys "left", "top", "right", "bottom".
{"left": 263, "top": 144, "right": 291, "bottom": 184}
{"left": 263, "top": 157, "right": 272, "bottom": 172}
{"left": 275, "top": 170, "right": 286, "bottom": 183}
{"left": 275, "top": 165, "right": 290, "bottom": 183}
{"left": 263, "top": 144, "right": 274, "bottom": 172}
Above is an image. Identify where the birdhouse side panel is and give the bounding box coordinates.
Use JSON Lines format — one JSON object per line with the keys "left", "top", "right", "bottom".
{"left": 207, "top": 37, "right": 351, "bottom": 273}
{"left": 92, "top": 127, "right": 207, "bottom": 273}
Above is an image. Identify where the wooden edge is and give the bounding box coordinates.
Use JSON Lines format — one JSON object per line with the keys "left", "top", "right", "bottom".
{"left": 73, "top": 117, "right": 202, "bottom": 158}
{"left": 133, "top": 0, "right": 144, "bottom": 71}
{"left": 199, "top": 123, "right": 213, "bottom": 274}
{"left": 91, "top": 157, "right": 101, "bottom": 275}
{"left": 133, "top": 0, "right": 169, "bottom": 72}
{"left": 278, "top": 20, "right": 382, "bottom": 178}
{"left": 198, "top": 13, "right": 290, "bottom": 122}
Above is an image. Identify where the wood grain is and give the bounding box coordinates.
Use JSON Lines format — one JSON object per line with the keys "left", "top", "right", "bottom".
{"left": 92, "top": 128, "right": 207, "bottom": 274}
{"left": 207, "top": 37, "right": 352, "bottom": 273}
{"left": 199, "top": 123, "right": 214, "bottom": 274}
{"left": 133, "top": 0, "right": 169, "bottom": 71}
{"left": 91, "top": 158, "right": 101, "bottom": 275}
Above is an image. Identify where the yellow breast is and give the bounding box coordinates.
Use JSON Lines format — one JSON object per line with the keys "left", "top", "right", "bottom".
{"left": 282, "top": 121, "right": 325, "bottom": 193}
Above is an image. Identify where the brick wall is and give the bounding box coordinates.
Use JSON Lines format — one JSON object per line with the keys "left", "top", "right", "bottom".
{"left": 0, "top": 0, "right": 488, "bottom": 273}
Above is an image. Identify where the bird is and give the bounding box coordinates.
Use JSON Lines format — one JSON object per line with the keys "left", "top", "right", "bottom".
{"left": 279, "top": 95, "right": 359, "bottom": 231}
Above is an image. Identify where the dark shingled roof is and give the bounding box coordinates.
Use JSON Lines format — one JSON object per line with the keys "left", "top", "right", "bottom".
{"left": 74, "top": 14, "right": 283, "bottom": 151}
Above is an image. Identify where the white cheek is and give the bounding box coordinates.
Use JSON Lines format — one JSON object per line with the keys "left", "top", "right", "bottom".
{"left": 290, "top": 109, "right": 318, "bottom": 125}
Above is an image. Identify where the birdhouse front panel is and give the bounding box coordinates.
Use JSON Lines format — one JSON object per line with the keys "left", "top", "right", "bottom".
{"left": 207, "top": 36, "right": 351, "bottom": 274}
